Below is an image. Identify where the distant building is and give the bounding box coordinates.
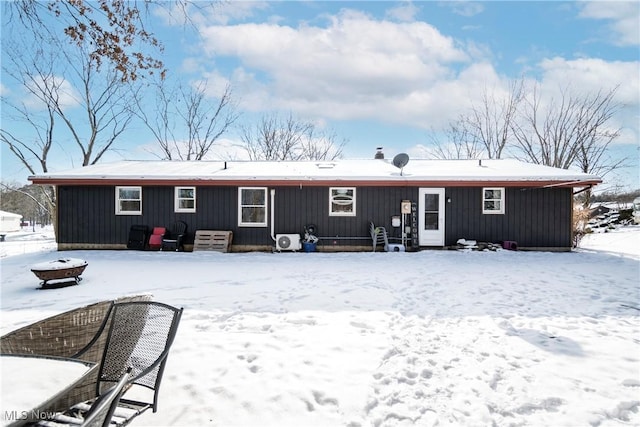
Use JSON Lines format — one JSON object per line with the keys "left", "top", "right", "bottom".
{"left": 0, "top": 210, "right": 22, "bottom": 233}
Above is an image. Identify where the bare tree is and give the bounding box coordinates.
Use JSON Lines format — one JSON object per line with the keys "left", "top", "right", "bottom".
{"left": 426, "top": 79, "right": 523, "bottom": 160}
{"left": 512, "top": 85, "right": 621, "bottom": 169}
{"left": 468, "top": 79, "right": 524, "bottom": 159}
{"left": 1, "top": 83, "right": 58, "bottom": 237}
{"left": 429, "top": 80, "right": 624, "bottom": 205}
{"left": 1, "top": 91, "right": 56, "bottom": 177}
{"left": 511, "top": 84, "right": 624, "bottom": 207}
{"left": 136, "top": 81, "right": 239, "bottom": 160}
{"left": 240, "top": 113, "right": 346, "bottom": 161}
{"left": 1, "top": 34, "right": 138, "bottom": 236}
{"left": 3, "top": 41, "right": 135, "bottom": 168}
{"left": 427, "top": 117, "right": 484, "bottom": 160}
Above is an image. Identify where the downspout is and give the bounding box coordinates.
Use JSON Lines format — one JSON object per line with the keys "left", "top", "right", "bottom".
{"left": 270, "top": 188, "right": 276, "bottom": 241}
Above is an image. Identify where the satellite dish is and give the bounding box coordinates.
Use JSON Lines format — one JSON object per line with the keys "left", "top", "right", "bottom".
{"left": 392, "top": 153, "right": 409, "bottom": 175}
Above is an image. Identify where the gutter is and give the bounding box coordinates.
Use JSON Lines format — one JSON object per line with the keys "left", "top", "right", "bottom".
{"left": 573, "top": 185, "right": 594, "bottom": 196}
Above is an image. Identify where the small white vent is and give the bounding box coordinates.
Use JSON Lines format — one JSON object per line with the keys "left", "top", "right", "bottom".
{"left": 276, "top": 234, "right": 301, "bottom": 251}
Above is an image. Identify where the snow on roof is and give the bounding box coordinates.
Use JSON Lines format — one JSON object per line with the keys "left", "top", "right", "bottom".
{"left": 0, "top": 210, "right": 23, "bottom": 218}
{"left": 29, "top": 158, "right": 601, "bottom": 185}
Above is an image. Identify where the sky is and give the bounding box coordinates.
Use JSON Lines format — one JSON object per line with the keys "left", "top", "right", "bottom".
{"left": 1, "top": 224, "right": 639, "bottom": 426}
{"left": 1, "top": 1, "right": 639, "bottom": 192}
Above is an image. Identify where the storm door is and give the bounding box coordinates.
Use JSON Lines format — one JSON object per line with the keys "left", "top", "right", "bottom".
{"left": 418, "top": 188, "right": 445, "bottom": 246}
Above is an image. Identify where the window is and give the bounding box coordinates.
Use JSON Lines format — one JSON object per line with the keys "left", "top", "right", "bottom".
{"left": 238, "top": 187, "right": 267, "bottom": 226}
{"left": 329, "top": 187, "right": 356, "bottom": 216}
{"left": 175, "top": 187, "right": 196, "bottom": 213}
{"left": 483, "top": 187, "right": 504, "bottom": 214}
{"left": 423, "top": 193, "right": 440, "bottom": 230}
{"left": 116, "top": 186, "right": 142, "bottom": 215}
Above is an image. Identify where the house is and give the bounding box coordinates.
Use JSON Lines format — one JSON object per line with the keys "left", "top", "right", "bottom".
{"left": 0, "top": 210, "right": 23, "bottom": 233}
{"left": 28, "top": 157, "right": 601, "bottom": 252}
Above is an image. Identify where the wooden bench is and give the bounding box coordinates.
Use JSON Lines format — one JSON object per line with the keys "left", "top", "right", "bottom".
{"left": 193, "top": 230, "right": 233, "bottom": 252}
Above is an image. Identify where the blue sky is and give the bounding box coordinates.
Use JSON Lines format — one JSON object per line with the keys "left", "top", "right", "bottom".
{"left": 1, "top": 1, "right": 639, "bottom": 191}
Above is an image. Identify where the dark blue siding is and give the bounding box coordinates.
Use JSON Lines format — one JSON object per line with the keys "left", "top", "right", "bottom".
{"left": 56, "top": 185, "right": 573, "bottom": 249}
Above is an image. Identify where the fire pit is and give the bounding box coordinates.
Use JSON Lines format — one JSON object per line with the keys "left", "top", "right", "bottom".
{"left": 31, "top": 258, "right": 88, "bottom": 289}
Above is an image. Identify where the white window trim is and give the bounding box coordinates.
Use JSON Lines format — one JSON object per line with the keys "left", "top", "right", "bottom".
{"left": 175, "top": 186, "right": 196, "bottom": 213}
{"left": 329, "top": 187, "right": 356, "bottom": 217}
{"left": 238, "top": 187, "right": 268, "bottom": 227}
{"left": 482, "top": 187, "right": 505, "bottom": 214}
{"left": 115, "top": 186, "right": 142, "bottom": 215}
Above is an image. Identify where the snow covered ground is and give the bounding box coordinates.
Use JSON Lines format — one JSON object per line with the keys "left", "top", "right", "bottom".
{"left": 1, "top": 226, "right": 639, "bottom": 426}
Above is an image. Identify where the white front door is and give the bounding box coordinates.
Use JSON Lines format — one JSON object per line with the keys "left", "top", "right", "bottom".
{"left": 418, "top": 188, "right": 445, "bottom": 246}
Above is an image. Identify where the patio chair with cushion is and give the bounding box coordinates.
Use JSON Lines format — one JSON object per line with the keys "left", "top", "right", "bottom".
{"left": 148, "top": 227, "right": 166, "bottom": 251}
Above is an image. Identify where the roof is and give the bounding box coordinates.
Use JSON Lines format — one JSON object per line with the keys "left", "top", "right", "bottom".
{"left": 0, "top": 210, "right": 22, "bottom": 219}
{"left": 28, "top": 158, "right": 602, "bottom": 188}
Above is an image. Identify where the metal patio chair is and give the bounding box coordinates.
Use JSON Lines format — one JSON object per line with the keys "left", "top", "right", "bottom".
{"left": 36, "top": 368, "right": 132, "bottom": 427}
{"left": 36, "top": 301, "right": 182, "bottom": 426}
{"left": 94, "top": 301, "right": 183, "bottom": 421}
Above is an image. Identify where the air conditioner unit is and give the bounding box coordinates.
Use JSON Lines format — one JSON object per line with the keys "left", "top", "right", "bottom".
{"left": 276, "top": 234, "right": 302, "bottom": 251}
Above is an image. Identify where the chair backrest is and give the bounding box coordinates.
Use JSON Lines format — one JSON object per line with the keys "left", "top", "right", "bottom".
{"left": 127, "top": 225, "right": 149, "bottom": 250}
{"left": 168, "top": 221, "right": 187, "bottom": 237}
{"left": 0, "top": 301, "right": 114, "bottom": 363}
{"left": 369, "top": 221, "right": 376, "bottom": 239}
{"left": 81, "top": 368, "right": 132, "bottom": 427}
{"left": 151, "top": 227, "right": 166, "bottom": 236}
{"left": 97, "top": 302, "right": 183, "bottom": 412}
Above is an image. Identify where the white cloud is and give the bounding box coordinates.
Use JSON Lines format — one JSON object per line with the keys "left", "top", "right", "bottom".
{"left": 201, "top": 1, "right": 271, "bottom": 26}
{"left": 192, "top": 71, "right": 232, "bottom": 99}
{"left": 198, "top": 9, "right": 472, "bottom": 127}
{"left": 385, "top": 1, "right": 420, "bottom": 22}
{"left": 22, "top": 76, "right": 81, "bottom": 112}
{"left": 192, "top": 6, "right": 637, "bottom": 157}
{"left": 153, "top": 1, "right": 270, "bottom": 27}
{"left": 578, "top": 2, "right": 640, "bottom": 46}
{"left": 538, "top": 57, "right": 640, "bottom": 106}
{"left": 440, "top": 1, "right": 484, "bottom": 18}
{"left": 180, "top": 57, "right": 202, "bottom": 74}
